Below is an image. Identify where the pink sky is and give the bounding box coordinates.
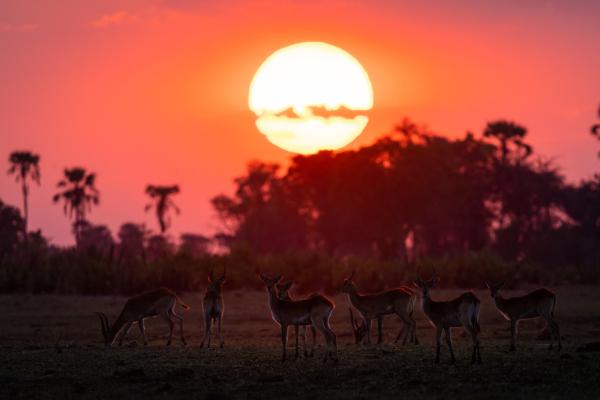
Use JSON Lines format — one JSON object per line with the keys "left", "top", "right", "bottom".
{"left": 1, "top": 0, "right": 599, "bottom": 245}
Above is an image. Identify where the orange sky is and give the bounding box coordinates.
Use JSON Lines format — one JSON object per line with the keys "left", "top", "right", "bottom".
{"left": 1, "top": 0, "right": 599, "bottom": 245}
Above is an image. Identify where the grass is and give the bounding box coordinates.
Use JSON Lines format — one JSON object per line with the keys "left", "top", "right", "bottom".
{"left": 1, "top": 286, "right": 600, "bottom": 399}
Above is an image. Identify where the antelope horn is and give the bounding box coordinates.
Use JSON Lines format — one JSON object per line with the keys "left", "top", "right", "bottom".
{"left": 431, "top": 266, "right": 438, "bottom": 281}
{"left": 348, "top": 269, "right": 356, "bottom": 281}
{"left": 101, "top": 312, "right": 110, "bottom": 333}
{"left": 95, "top": 312, "right": 108, "bottom": 339}
{"left": 101, "top": 312, "right": 110, "bottom": 336}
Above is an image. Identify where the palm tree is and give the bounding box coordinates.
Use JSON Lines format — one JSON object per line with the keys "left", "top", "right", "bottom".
{"left": 145, "top": 185, "right": 180, "bottom": 234}
{"left": 7, "top": 151, "right": 40, "bottom": 233}
{"left": 52, "top": 167, "right": 99, "bottom": 246}
{"left": 483, "top": 120, "right": 531, "bottom": 165}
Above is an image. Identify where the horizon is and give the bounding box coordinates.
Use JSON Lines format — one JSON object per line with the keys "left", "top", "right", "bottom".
{"left": 1, "top": 0, "right": 599, "bottom": 245}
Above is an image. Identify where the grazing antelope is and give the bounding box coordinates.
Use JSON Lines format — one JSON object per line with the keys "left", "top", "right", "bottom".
{"left": 276, "top": 281, "right": 318, "bottom": 358}
{"left": 95, "top": 287, "right": 189, "bottom": 346}
{"left": 415, "top": 274, "right": 482, "bottom": 364}
{"left": 340, "top": 270, "right": 418, "bottom": 345}
{"left": 485, "top": 282, "right": 561, "bottom": 351}
{"left": 200, "top": 268, "right": 226, "bottom": 349}
{"left": 259, "top": 273, "right": 338, "bottom": 363}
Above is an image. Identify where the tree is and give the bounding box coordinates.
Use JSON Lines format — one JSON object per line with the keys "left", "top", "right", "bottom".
{"left": 146, "top": 234, "right": 175, "bottom": 261}
{"left": 483, "top": 120, "right": 531, "bottom": 165}
{"left": 144, "top": 185, "right": 180, "bottom": 234}
{"left": 117, "top": 223, "right": 148, "bottom": 261}
{"left": 78, "top": 221, "right": 114, "bottom": 256}
{"left": 0, "top": 199, "right": 25, "bottom": 264}
{"left": 179, "top": 233, "right": 211, "bottom": 257}
{"left": 7, "top": 151, "right": 40, "bottom": 233}
{"left": 52, "top": 167, "right": 100, "bottom": 247}
{"left": 212, "top": 162, "right": 308, "bottom": 253}
{"left": 591, "top": 105, "right": 600, "bottom": 157}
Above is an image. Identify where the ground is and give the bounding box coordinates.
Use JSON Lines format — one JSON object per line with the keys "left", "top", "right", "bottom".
{"left": 1, "top": 286, "right": 599, "bottom": 399}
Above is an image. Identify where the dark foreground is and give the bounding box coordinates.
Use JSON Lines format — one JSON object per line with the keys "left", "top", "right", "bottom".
{"left": 1, "top": 287, "right": 600, "bottom": 399}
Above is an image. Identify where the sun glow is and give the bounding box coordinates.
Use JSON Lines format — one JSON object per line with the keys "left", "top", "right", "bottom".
{"left": 249, "top": 42, "right": 373, "bottom": 154}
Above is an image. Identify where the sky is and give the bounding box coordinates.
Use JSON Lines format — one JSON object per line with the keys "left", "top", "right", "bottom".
{"left": 0, "top": 0, "right": 599, "bottom": 245}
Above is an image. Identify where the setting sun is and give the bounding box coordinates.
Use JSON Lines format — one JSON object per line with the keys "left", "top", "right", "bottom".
{"left": 249, "top": 42, "right": 373, "bottom": 154}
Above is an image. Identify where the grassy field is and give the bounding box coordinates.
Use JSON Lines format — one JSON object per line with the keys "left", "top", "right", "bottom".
{"left": 1, "top": 286, "right": 600, "bottom": 399}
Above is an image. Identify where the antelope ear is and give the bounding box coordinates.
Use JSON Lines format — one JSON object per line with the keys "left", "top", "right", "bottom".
{"left": 274, "top": 274, "right": 283, "bottom": 283}
{"left": 484, "top": 281, "right": 490, "bottom": 289}
{"left": 432, "top": 276, "right": 440, "bottom": 287}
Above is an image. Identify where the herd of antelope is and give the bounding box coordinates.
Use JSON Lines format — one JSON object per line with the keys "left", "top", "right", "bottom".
{"left": 95, "top": 268, "right": 562, "bottom": 364}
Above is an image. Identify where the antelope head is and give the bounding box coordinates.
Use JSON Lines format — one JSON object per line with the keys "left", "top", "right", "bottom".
{"left": 484, "top": 281, "right": 505, "bottom": 298}
{"left": 259, "top": 272, "right": 283, "bottom": 296}
{"left": 349, "top": 308, "right": 368, "bottom": 344}
{"left": 339, "top": 269, "right": 357, "bottom": 294}
{"left": 207, "top": 266, "right": 227, "bottom": 295}
{"left": 413, "top": 269, "right": 440, "bottom": 298}
{"left": 276, "top": 280, "right": 294, "bottom": 300}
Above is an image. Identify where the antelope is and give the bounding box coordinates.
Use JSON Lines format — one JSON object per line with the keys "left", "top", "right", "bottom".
{"left": 414, "top": 274, "right": 482, "bottom": 364}
{"left": 276, "top": 280, "right": 317, "bottom": 358}
{"left": 259, "top": 273, "right": 338, "bottom": 363}
{"left": 95, "top": 287, "right": 189, "bottom": 346}
{"left": 200, "top": 267, "right": 226, "bottom": 349}
{"left": 348, "top": 308, "right": 368, "bottom": 344}
{"left": 340, "top": 270, "right": 418, "bottom": 345}
{"left": 485, "top": 282, "right": 561, "bottom": 351}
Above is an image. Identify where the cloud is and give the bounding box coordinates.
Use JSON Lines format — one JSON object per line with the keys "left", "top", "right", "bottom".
{"left": 91, "top": 11, "right": 138, "bottom": 29}
{"left": 0, "top": 23, "right": 38, "bottom": 32}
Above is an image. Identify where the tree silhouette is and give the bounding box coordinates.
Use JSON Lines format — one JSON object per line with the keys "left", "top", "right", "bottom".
{"left": 144, "top": 185, "right": 180, "bottom": 234}
{"left": 483, "top": 120, "right": 531, "bottom": 165}
{"left": 591, "top": 105, "right": 600, "bottom": 157}
{"left": 0, "top": 199, "right": 25, "bottom": 265}
{"left": 7, "top": 151, "right": 40, "bottom": 233}
{"left": 212, "top": 162, "right": 307, "bottom": 253}
{"left": 180, "top": 233, "right": 211, "bottom": 257}
{"left": 52, "top": 167, "right": 99, "bottom": 247}
{"left": 118, "top": 222, "right": 147, "bottom": 261}
{"left": 78, "top": 221, "right": 114, "bottom": 256}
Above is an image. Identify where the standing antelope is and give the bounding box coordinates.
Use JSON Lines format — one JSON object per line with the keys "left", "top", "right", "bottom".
{"left": 415, "top": 275, "right": 482, "bottom": 364}
{"left": 340, "top": 270, "right": 418, "bottom": 345}
{"left": 259, "top": 273, "right": 338, "bottom": 363}
{"left": 276, "top": 280, "right": 317, "bottom": 358}
{"left": 485, "top": 282, "right": 561, "bottom": 351}
{"left": 200, "top": 268, "right": 226, "bottom": 349}
{"left": 348, "top": 308, "right": 368, "bottom": 344}
{"left": 95, "top": 287, "right": 189, "bottom": 346}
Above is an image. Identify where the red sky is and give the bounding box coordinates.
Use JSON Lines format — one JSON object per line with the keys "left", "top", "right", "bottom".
{"left": 1, "top": 0, "right": 599, "bottom": 245}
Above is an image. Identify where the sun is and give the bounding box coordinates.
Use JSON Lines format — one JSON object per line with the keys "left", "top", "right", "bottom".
{"left": 249, "top": 42, "right": 373, "bottom": 154}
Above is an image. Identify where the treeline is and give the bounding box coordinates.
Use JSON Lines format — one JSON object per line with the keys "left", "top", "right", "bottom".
{"left": 1, "top": 115, "right": 599, "bottom": 294}
{"left": 212, "top": 118, "right": 600, "bottom": 284}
